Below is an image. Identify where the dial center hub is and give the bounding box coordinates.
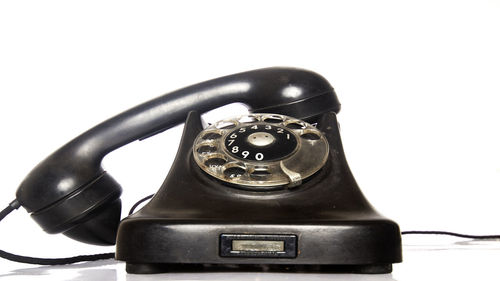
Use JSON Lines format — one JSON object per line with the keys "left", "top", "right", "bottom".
{"left": 247, "top": 132, "right": 275, "bottom": 147}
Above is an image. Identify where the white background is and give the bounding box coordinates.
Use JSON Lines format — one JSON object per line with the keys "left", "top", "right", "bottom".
{"left": 0, "top": 0, "right": 499, "bottom": 280}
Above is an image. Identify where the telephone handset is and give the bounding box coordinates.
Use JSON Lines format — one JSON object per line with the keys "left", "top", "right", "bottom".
{"left": 13, "top": 67, "right": 401, "bottom": 273}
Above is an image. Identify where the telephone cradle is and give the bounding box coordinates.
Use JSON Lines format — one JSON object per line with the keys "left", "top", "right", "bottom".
{"left": 14, "top": 67, "right": 401, "bottom": 274}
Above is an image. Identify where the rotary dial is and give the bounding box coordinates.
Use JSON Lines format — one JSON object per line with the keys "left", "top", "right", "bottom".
{"left": 192, "top": 113, "right": 329, "bottom": 191}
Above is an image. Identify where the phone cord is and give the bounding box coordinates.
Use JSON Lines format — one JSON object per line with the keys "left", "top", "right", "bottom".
{"left": 401, "top": 231, "right": 500, "bottom": 239}
{"left": 0, "top": 199, "right": 114, "bottom": 265}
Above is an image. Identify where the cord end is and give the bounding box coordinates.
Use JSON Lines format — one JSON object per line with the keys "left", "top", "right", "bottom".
{"left": 9, "top": 199, "right": 21, "bottom": 210}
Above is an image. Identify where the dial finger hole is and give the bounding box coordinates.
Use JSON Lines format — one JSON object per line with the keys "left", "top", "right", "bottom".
{"left": 202, "top": 132, "right": 222, "bottom": 140}
{"left": 286, "top": 122, "right": 306, "bottom": 130}
{"left": 250, "top": 168, "right": 271, "bottom": 178}
{"left": 300, "top": 132, "right": 321, "bottom": 140}
{"left": 263, "top": 115, "right": 284, "bottom": 123}
{"left": 223, "top": 166, "right": 246, "bottom": 178}
{"left": 196, "top": 145, "right": 217, "bottom": 154}
{"left": 216, "top": 121, "right": 237, "bottom": 129}
{"left": 239, "top": 115, "right": 258, "bottom": 123}
{"left": 204, "top": 156, "right": 227, "bottom": 167}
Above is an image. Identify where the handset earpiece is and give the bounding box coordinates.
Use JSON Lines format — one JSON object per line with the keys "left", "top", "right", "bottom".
{"left": 15, "top": 67, "right": 340, "bottom": 245}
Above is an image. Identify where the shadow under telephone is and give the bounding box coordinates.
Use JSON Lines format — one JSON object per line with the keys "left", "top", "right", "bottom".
{"left": 2, "top": 67, "right": 402, "bottom": 274}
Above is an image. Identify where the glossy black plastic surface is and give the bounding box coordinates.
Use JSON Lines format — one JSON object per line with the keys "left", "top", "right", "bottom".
{"left": 115, "top": 111, "right": 402, "bottom": 273}
{"left": 14, "top": 67, "right": 340, "bottom": 242}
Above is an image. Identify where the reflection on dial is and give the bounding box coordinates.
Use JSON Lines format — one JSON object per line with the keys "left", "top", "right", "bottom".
{"left": 224, "top": 124, "right": 297, "bottom": 162}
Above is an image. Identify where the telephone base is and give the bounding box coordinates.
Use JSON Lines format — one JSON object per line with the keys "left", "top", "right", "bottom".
{"left": 126, "top": 262, "right": 393, "bottom": 274}
{"left": 115, "top": 111, "right": 402, "bottom": 274}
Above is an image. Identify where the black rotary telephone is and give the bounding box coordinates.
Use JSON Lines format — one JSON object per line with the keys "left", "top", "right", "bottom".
{"left": 10, "top": 67, "right": 401, "bottom": 273}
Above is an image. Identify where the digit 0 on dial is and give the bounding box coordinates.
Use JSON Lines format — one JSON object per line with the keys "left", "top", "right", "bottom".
{"left": 192, "top": 114, "right": 329, "bottom": 190}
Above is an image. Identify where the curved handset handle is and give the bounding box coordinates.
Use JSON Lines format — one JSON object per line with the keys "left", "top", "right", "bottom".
{"left": 15, "top": 67, "right": 340, "bottom": 245}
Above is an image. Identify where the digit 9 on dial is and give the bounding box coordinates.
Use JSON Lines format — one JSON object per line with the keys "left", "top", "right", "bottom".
{"left": 192, "top": 114, "right": 329, "bottom": 191}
